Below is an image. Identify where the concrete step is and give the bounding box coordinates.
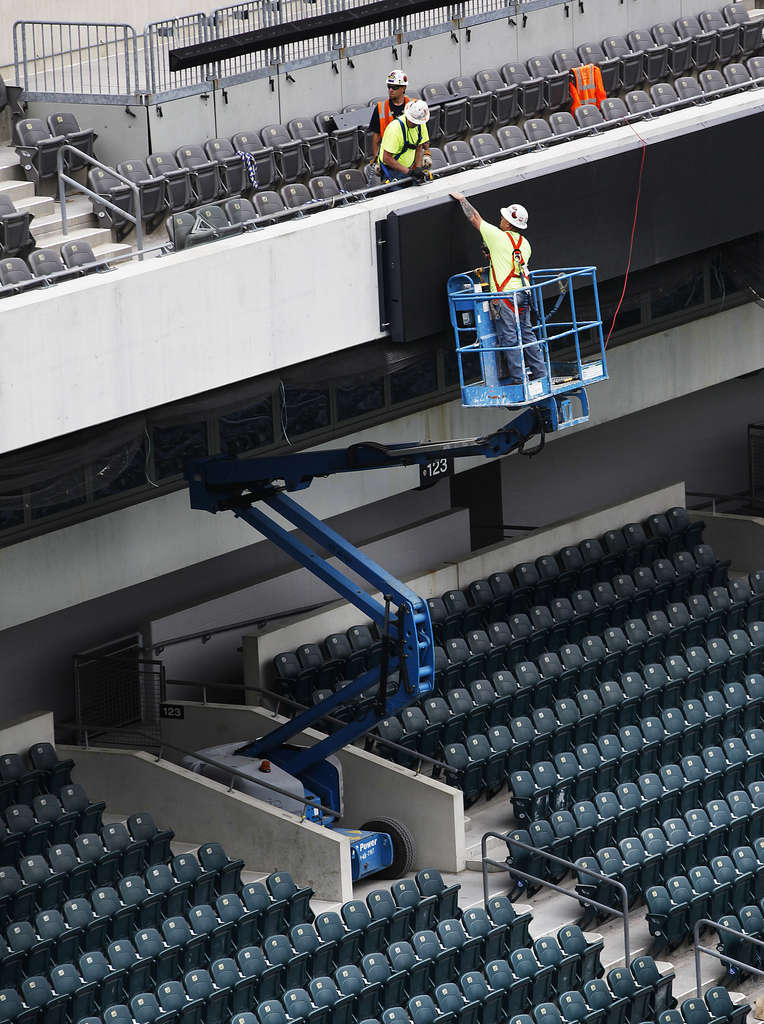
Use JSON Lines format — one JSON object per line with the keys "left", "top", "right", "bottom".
{"left": 0, "top": 178, "right": 35, "bottom": 203}
{"left": 0, "top": 148, "right": 21, "bottom": 182}
{"left": 15, "top": 195, "right": 56, "bottom": 220}
{"left": 31, "top": 198, "right": 96, "bottom": 239}
{"left": 34, "top": 225, "right": 114, "bottom": 252}
{"left": 92, "top": 242, "right": 134, "bottom": 263}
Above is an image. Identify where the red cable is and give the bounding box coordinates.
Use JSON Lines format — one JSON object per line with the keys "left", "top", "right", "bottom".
{"left": 604, "top": 122, "right": 647, "bottom": 349}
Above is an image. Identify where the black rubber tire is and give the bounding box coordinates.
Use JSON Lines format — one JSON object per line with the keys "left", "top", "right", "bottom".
{"left": 362, "top": 816, "right": 416, "bottom": 879}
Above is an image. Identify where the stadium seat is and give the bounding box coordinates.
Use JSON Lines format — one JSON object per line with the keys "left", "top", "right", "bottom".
{"left": 474, "top": 70, "right": 519, "bottom": 126}
{"left": 498, "top": 66, "right": 545, "bottom": 117}
{"left": 627, "top": 31, "right": 670, "bottom": 81}
{"left": 602, "top": 37, "right": 645, "bottom": 89}
{"left": 0, "top": 257, "right": 34, "bottom": 290}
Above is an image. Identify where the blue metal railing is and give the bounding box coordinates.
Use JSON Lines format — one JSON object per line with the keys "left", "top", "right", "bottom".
{"left": 447, "top": 265, "right": 607, "bottom": 412}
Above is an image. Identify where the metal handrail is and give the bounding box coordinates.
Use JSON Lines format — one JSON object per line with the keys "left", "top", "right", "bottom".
{"left": 81, "top": 727, "right": 341, "bottom": 822}
{"left": 693, "top": 917, "right": 764, "bottom": 995}
{"left": 57, "top": 145, "right": 144, "bottom": 258}
{"left": 164, "top": 676, "right": 452, "bottom": 773}
{"left": 481, "top": 829, "right": 631, "bottom": 963}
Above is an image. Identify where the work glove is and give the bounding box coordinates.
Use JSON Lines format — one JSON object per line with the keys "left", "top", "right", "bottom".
{"left": 410, "top": 165, "right": 426, "bottom": 183}
{"left": 422, "top": 153, "right": 432, "bottom": 170}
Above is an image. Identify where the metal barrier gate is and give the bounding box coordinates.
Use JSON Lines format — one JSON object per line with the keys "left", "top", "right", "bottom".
{"left": 74, "top": 634, "right": 165, "bottom": 748}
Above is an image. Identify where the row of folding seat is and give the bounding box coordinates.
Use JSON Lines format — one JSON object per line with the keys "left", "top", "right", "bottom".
{"left": 715, "top": 906, "right": 764, "bottom": 974}
{"left": 0, "top": 747, "right": 75, "bottom": 810}
{"left": 0, "top": 243, "right": 113, "bottom": 294}
{"left": 509, "top": 724, "right": 764, "bottom": 822}
{"left": 647, "top": 869, "right": 764, "bottom": 952}
{"left": 14, "top": 115, "right": 98, "bottom": 188}
{"left": 510, "top": 782, "right": 764, "bottom": 893}
{"left": 377, "top": 669, "right": 764, "bottom": 774}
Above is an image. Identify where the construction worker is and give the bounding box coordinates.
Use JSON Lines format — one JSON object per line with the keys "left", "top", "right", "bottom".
{"left": 367, "top": 71, "right": 432, "bottom": 181}
{"left": 451, "top": 191, "right": 547, "bottom": 385}
{"left": 569, "top": 63, "right": 607, "bottom": 114}
{"left": 376, "top": 100, "right": 430, "bottom": 183}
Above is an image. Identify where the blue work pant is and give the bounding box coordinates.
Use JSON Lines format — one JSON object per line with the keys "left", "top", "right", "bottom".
{"left": 494, "top": 301, "right": 547, "bottom": 381}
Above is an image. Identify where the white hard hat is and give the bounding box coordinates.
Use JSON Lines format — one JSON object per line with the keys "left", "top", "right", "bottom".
{"left": 405, "top": 99, "right": 430, "bottom": 125}
{"left": 386, "top": 69, "right": 408, "bottom": 87}
{"left": 500, "top": 203, "right": 528, "bottom": 229}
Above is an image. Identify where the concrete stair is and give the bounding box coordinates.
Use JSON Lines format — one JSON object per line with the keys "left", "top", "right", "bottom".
{"left": 0, "top": 145, "right": 135, "bottom": 265}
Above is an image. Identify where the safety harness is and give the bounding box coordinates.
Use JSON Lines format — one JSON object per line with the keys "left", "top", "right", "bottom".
{"left": 490, "top": 230, "right": 529, "bottom": 309}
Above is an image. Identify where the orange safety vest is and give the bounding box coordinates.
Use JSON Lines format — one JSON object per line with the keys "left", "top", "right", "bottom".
{"left": 490, "top": 230, "right": 529, "bottom": 309}
{"left": 569, "top": 64, "right": 607, "bottom": 114}
{"left": 376, "top": 95, "right": 410, "bottom": 135}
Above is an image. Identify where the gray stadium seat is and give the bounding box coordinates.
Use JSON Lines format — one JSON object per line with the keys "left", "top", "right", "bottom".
{"left": 252, "top": 191, "right": 287, "bottom": 220}
{"left": 28, "top": 248, "right": 66, "bottom": 279}
{"left": 87, "top": 167, "right": 135, "bottom": 239}
{"left": 61, "top": 239, "right": 99, "bottom": 270}
{"left": 288, "top": 118, "right": 332, "bottom": 176}
{"left": 280, "top": 183, "right": 312, "bottom": 209}
{"left": 260, "top": 125, "right": 304, "bottom": 182}
{"left": 548, "top": 112, "right": 577, "bottom": 136}
{"left": 116, "top": 159, "right": 166, "bottom": 227}
{"left": 674, "top": 77, "right": 704, "bottom": 102}
{"left": 230, "top": 133, "right": 277, "bottom": 190}
{"left": 0, "top": 195, "right": 33, "bottom": 257}
{"left": 553, "top": 50, "right": 579, "bottom": 73}
{"left": 470, "top": 133, "right": 501, "bottom": 160}
{"left": 335, "top": 169, "right": 366, "bottom": 193}
{"left": 309, "top": 176, "right": 342, "bottom": 202}
{"left": 699, "top": 69, "right": 727, "bottom": 92}
{"left": 444, "top": 141, "right": 473, "bottom": 166}
{"left": 600, "top": 97, "right": 629, "bottom": 121}
{"left": 525, "top": 56, "right": 569, "bottom": 110}
{"left": 175, "top": 145, "right": 222, "bottom": 203}
{"left": 46, "top": 112, "right": 97, "bottom": 170}
{"left": 624, "top": 90, "right": 654, "bottom": 114}
{"left": 315, "top": 113, "right": 359, "bottom": 169}
{"left": 15, "top": 118, "right": 66, "bottom": 185}
{"left": 574, "top": 104, "right": 604, "bottom": 129}
{"left": 500, "top": 64, "right": 544, "bottom": 116}
{"left": 627, "top": 31, "right": 669, "bottom": 81}
{"left": 224, "top": 197, "right": 257, "bottom": 225}
{"left": 421, "top": 84, "right": 468, "bottom": 140}
{"left": 448, "top": 78, "right": 492, "bottom": 131}
{"left": 723, "top": 62, "right": 753, "bottom": 87}
{"left": 204, "top": 138, "right": 247, "bottom": 195}
{"left": 0, "top": 256, "right": 34, "bottom": 289}
{"left": 650, "top": 83, "right": 680, "bottom": 107}
{"left": 748, "top": 56, "right": 764, "bottom": 79}
{"left": 650, "top": 24, "right": 694, "bottom": 75}
{"left": 426, "top": 147, "right": 447, "bottom": 171}
{"left": 601, "top": 37, "right": 645, "bottom": 89}
{"left": 474, "top": 69, "right": 519, "bottom": 125}
{"left": 146, "top": 153, "right": 194, "bottom": 213}
{"left": 523, "top": 118, "right": 553, "bottom": 143}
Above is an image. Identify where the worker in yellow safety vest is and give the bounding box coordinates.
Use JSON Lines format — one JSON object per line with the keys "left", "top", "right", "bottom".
{"left": 569, "top": 63, "right": 607, "bottom": 114}
{"left": 376, "top": 100, "right": 431, "bottom": 183}
{"left": 450, "top": 191, "right": 547, "bottom": 384}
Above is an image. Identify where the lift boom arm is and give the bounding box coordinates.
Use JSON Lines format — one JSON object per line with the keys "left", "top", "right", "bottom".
{"left": 185, "top": 399, "right": 558, "bottom": 771}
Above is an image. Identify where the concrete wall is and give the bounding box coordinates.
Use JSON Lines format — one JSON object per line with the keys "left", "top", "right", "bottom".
{"left": 159, "top": 702, "right": 466, "bottom": 873}
{"left": 0, "top": 711, "right": 54, "bottom": 754}
{"left": 248, "top": 482, "right": 685, "bottom": 674}
{"left": 689, "top": 512, "right": 764, "bottom": 575}
{"left": 3, "top": 87, "right": 764, "bottom": 456}
{"left": 62, "top": 743, "right": 353, "bottom": 900}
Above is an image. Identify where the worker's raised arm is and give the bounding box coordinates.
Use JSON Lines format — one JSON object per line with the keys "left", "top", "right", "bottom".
{"left": 450, "top": 191, "right": 482, "bottom": 230}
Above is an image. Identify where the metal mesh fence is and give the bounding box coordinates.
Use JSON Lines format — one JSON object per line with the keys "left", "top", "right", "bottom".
{"left": 74, "top": 636, "right": 165, "bottom": 750}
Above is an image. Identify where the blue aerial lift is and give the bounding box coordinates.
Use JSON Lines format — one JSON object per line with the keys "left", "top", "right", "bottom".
{"left": 184, "top": 266, "right": 608, "bottom": 880}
